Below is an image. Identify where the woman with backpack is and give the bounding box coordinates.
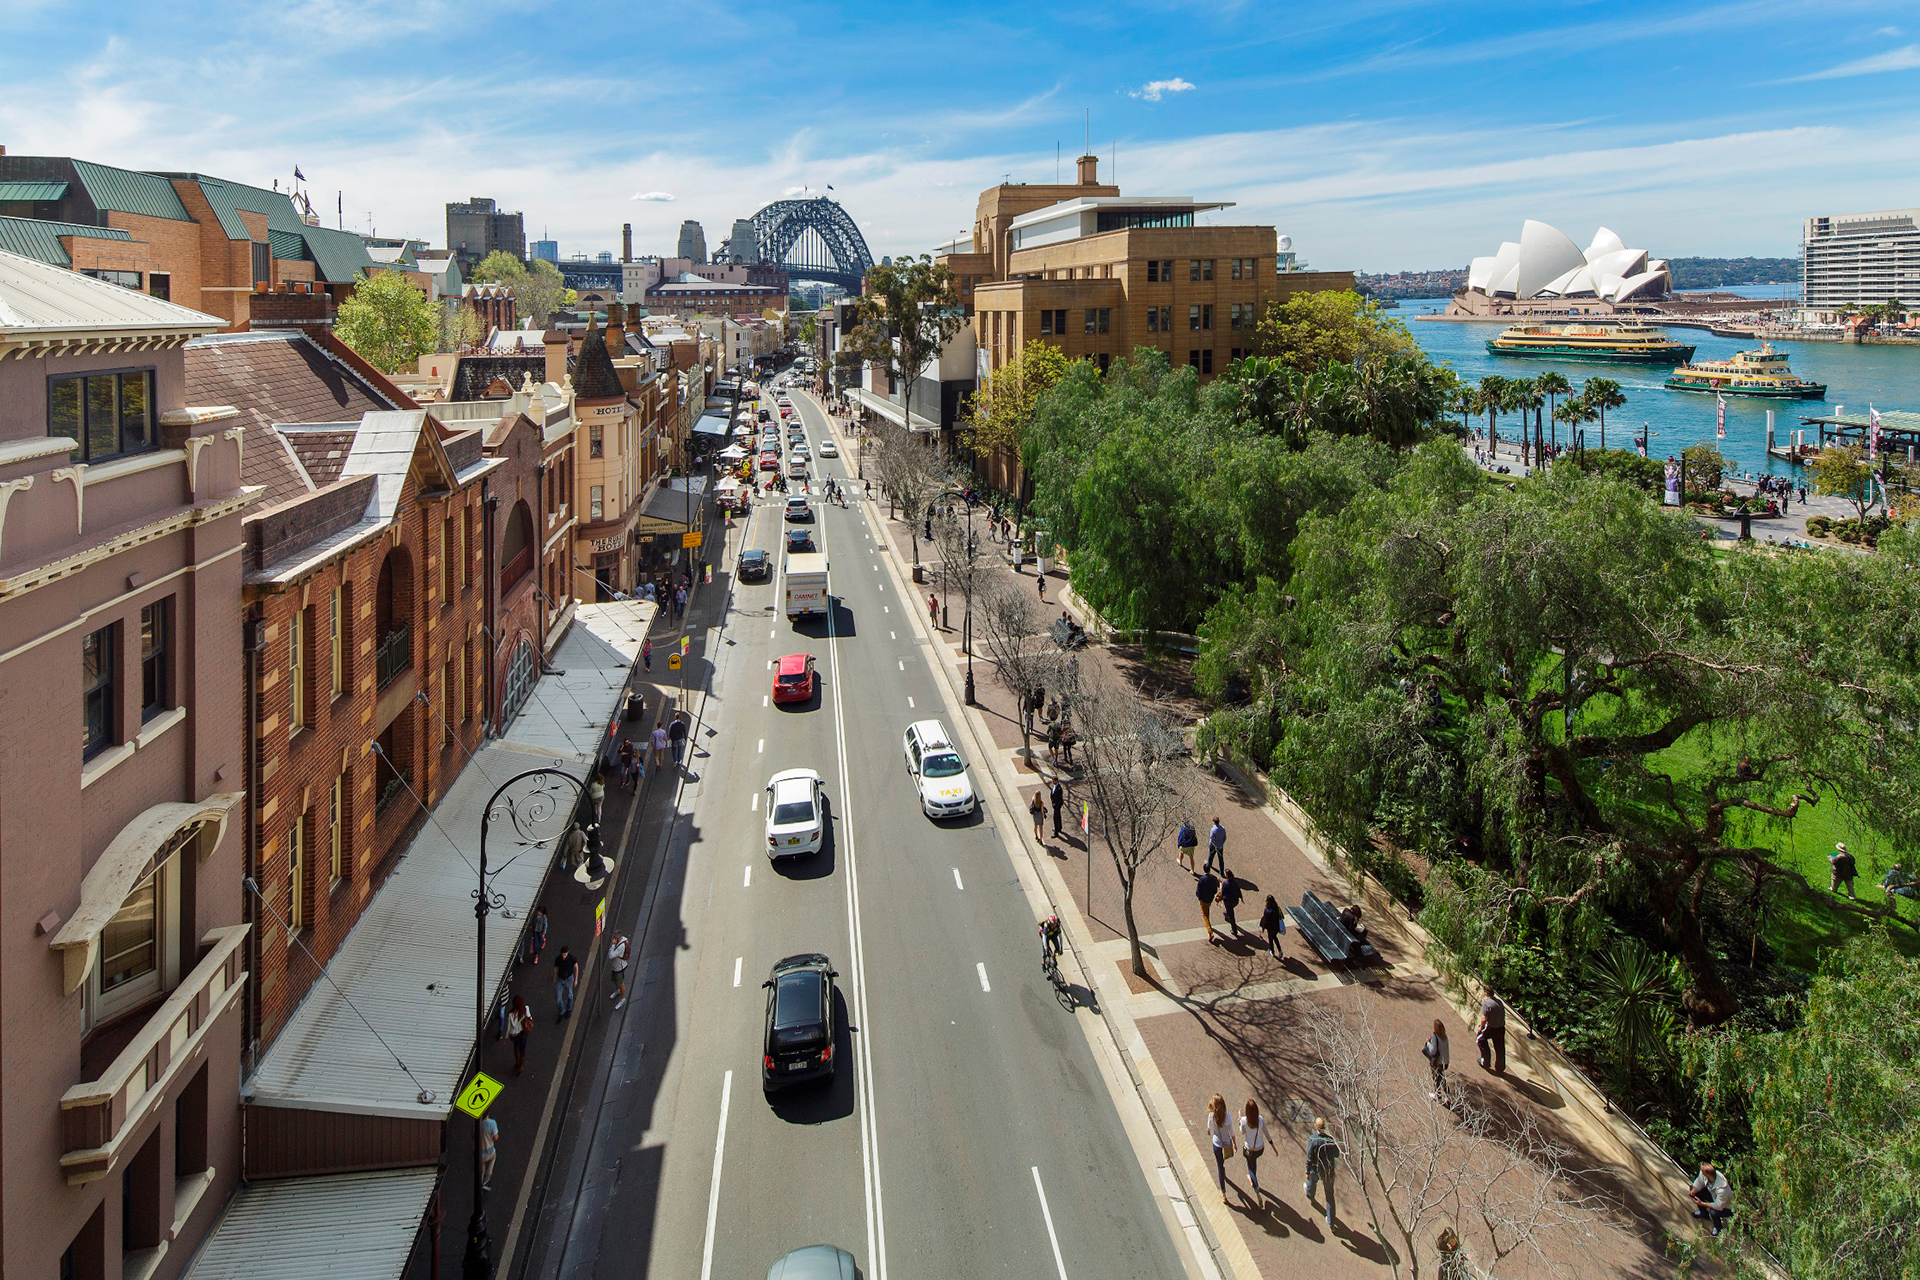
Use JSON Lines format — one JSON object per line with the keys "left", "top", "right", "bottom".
{"left": 1423, "top": 1018, "right": 1451, "bottom": 1101}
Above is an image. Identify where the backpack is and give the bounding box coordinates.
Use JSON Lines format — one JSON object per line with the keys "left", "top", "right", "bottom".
{"left": 1309, "top": 1135, "right": 1339, "bottom": 1174}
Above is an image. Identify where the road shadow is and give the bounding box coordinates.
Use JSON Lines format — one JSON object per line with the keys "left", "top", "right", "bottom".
{"left": 766, "top": 990, "right": 858, "bottom": 1125}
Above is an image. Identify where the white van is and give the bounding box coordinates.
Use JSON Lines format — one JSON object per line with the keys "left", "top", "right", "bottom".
{"left": 784, "top": 552, "right": 830, "bottom": 619}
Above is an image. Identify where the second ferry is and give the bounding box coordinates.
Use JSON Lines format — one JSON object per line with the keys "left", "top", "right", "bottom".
{"left": 1663, "top": 344, "right": 1827, "bottom": 399}
{"left": 1486, "top": 323, "right": 1695, "bottom": 365}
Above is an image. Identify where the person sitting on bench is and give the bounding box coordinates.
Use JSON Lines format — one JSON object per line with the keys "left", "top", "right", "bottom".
{"left": 1338, "top": 903, "right": 1367, "bottom": 941}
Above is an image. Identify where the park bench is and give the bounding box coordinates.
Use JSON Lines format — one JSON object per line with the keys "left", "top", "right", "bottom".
{"left": 1287, "top": 890, "right": 1378, "bottom": 964}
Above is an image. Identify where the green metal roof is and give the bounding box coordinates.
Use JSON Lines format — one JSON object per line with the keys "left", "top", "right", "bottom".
{"left": 0, "top": 216, "right": 131, "bottom": 267}
{"left": 0, "top": 180, "right": 69, "bottom": 202}
{"left": 268, "top": 229, "right": 308, "bottom": 262}
{"left": 298, "top": 225, "right": 375, "bottom": 284}
{"left": 70, "top": 160, "right": 191, "bottom": 221}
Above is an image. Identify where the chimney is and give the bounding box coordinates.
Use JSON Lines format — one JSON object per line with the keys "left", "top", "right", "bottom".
{"left": 1076, "top": 153, "right": 1099, "bottom": 185}
{"left": 622, "top": 223, "right": 633, "bottom": 263}
{"left": 543, "top": 329, "right": 569, "bottom": 387}
{"left": 606, "top": 302, "right": 627, "bottom": 353}
{"left": 249, "top": 283, "right": 336, "bottom": 343}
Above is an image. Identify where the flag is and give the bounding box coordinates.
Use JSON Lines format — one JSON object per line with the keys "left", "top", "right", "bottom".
{"left": 1080, "top": 802, "right": 1089, "bottom": 835}
{"left": 294, "top": 165, "right": 306, "bottom": 182}
{"left": 1716, "top": 394, "right": 1726, "bottom": 440}
{"left": 1870, "top": 405, "right": 1882, "bottom": 457}
{"left": 826, "top": 184, "right": 834, "bottom": 191}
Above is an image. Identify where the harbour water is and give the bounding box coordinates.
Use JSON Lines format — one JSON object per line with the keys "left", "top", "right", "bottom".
{"left": 1399, "top": 298, "right": 1920, "bottom": 478}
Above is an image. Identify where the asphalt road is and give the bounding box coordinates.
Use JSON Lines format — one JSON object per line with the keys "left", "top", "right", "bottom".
{"left": 532, "top": 384, "right": 1185, "bottom": 1280}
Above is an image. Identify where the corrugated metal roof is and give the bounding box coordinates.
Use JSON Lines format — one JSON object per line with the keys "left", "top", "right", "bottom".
{"left": 300, "top": 223, "right": 376, "bottom": 283}
{"left": 245, "top": 604, "right": 647, "bottom": 1118}
{"left": 70, "top": 160, "right": 191, "bottom": 221}
{"left": 183, "top": 1168, "right": 437, "bottom": 1280}
{"left": 178, "top": 175, "right": 374, "bottom": 281}
{"left": 336, "top": 409, "right": 427, "bottom": 521}
{"left": 0, "top": 247, "right": 223, "bottom": 336}
{"left": 0, "top": 180, "right": 69, "bottom": 201}
{"left": 268, "top": 228, "right": 308, "bottom": 262}
{"left": 0, "top": 216, "right": 130, "bottom": 267}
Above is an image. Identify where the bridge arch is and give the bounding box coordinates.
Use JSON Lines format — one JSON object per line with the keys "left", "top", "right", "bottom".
{"left": 716, "top": 198, "right": 874, "bottom": 294}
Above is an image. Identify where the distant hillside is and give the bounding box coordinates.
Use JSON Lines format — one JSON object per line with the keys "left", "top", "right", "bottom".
{"left": 1666, "top": 257, "right": 1798, "bottom": 289}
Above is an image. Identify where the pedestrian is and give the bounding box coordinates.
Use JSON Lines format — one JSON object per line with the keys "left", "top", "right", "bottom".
{"left": 1029, "top": 790, "right": 1047, "bottom": 842}
{"left": 1829, "top": 841, "right": 1857, "bottom": 897}
{"left": 1050, "top": 777, "right": 1065, "bottom": 839}
{"left": 1259, "top": 893, "right": 1286, "bottom": 959}
{"left": 608, "top": 932, "right": 630, "bottom": 1009}
{"left": 1204, "top": 1093, "right": 1234, "bottom": 1202}
{"left": 1239, "top": 1098, "right": 1269, "bottom": 1201}
{"left": 506, "top": 992, "right": 532, "bottom": 1075}
{"left": 1423, "top": 1018, "right": 1451, "bottom": 1101}
{"left": 1175, "top": 819, "right": 1198, "bottom": 872}
{"left": 618, "top": 739, "right": 639, "bottom": 789}
{"left": 675, "top": 585, "right": 688, "bottom": 619}
{"left": 928, "top": 593, "right": 939, "bottom": 629}
{"left": 668, "top": 713, "right": 689, "bottom": 766}
{"left": 650, "top": 722, "right": 669, "bottom": 771}
{"left": 1196, "top": 868, "right": 1220, "bottom": 940}
{"left": 1219, "top": 870, "right": 1243, "bottom": 936}
{"left": 587, "top": 773, "right": 605, "bottom": 825}
{"left": 1205, "top": 818, "right": 1228, "bottom": 876}
{"left": 523, "top": 904, "right": 549, "bottom": 965}
{"left": 480, "top": 1114, "right": 499, "bottom": 1191}
{"left": 1687, "top": 1161, "right": 1733, "bottom": 1237}
{"left": 561, "top": 823, "right": 587, "bottom": 872}
{"left": 1036, "top": 573, "right": 1046, "bottom": 601}
{"left": 1046, "top": 719, "right": 1062, "bottom": 761}
{"left": 642, "top": 638, "right": 652, "bottom": 672}
{"left": 1305, "top": 1117, "right": 1339, "bottom": 1228}
{"left": 1476, "top": 988, "right": 1508, "bottom": 1073}
{"left": 553, "top": 945, "right": 579, "bottom": 1021}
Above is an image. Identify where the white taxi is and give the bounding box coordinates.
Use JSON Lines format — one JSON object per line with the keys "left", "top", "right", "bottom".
{"left": 902, "top": 720, "right": 976, "bottom": 819}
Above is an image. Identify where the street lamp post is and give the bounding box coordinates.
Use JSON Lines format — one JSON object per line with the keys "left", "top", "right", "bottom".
{"left": 463, "top": 767, "right": 588, "bottom": 1280}
{"left": 937, "top": 487, "right": 978, "bottom": 705}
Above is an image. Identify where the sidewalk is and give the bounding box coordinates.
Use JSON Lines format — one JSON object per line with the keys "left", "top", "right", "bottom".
{"left": 434, "top": 503, "right": 723, "bottom": 1276}
{"left": 815, "top": 396, "right": 1694, "bottom": 1278}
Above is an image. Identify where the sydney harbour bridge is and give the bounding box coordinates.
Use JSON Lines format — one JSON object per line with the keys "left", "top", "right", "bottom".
{"left": 710, "top": 196, "right": 874, "bottom": 294}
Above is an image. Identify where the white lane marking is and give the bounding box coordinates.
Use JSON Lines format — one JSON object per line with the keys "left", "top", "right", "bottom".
{"left": 976, "top": 963, "right": 991, "bottom": 992}
{"left": 758, "top": 738, "right": 764, "bottom": 753}
{"left": 751, "top": 793, "right": 758, "bottom": 811}
{"left": 883, "top": 605, "right": 889, "bottom": 613}
{"left": 743, "top": 865, "right": 752, "bottom": 888}
{"left": 1032, "top": 1167, "right": 1069, "bottom": 1280}
{"left": 873, "top": 564, "right": 878, "bottom": 571}
{"left": 698, "top": 1071, "right": 733, "bottom": 1280}
{"left": 898, "top": 660, "right": 905, "bottom": 671}
{"left": 763, "top": 695, "right": 769, "bottom": 707}
{"left": 906, "top": 697, "right": 914, "bottom": 708}
{"left": 890, "top": 631, "right": 896, "bottom": 640}
{"left": 733, "top": 957, "right": 743, "bottom": 987}
{"left": 770, "top": 628, "right": 775, "bottom": 638}
{"left": 953, "top": 868, "right": 964, "bottom": 891}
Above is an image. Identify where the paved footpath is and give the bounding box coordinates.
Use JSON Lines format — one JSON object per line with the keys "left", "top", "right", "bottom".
{"left": 815, "top": 394, "right": 1711, "bottom": 1279}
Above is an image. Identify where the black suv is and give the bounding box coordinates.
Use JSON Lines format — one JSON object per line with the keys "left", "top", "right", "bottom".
{"left": 762, "top": 953, "right": 837, "bottom": 1091}
{"left": 739, "top": 549, "right": 771, "bottom": 582}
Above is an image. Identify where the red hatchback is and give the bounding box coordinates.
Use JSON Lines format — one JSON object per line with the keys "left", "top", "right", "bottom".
{"left": 772, "top": 653, "right": 816, "bottom": 704}
{"left": 758, "top": 451, "right": 779, "bottom": 470}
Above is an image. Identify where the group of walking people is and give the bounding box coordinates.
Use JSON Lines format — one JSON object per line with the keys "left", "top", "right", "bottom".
{"left": 1203, "top": 1095, "right": 1342, "bottom": 1228}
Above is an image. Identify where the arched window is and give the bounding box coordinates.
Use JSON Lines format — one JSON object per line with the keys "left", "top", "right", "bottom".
{"left": 501, "top": 501, "right": 535, "bottom": 592}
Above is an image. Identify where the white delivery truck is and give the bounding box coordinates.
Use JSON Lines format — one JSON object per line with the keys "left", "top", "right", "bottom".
{"left": 784, "top": 552, "right": 830, "bottom": 620}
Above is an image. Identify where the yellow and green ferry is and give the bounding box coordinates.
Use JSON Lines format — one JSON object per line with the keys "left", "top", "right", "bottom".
{"left": 1486, "top": 323, "right": 1695, "bottom": 365}
{"left": 1663, "top": 345, "right": 1826, "bottom": 399}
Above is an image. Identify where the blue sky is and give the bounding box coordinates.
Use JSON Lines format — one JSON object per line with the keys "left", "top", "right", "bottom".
{"left": 4, "top": 0, "right": 1919, "bottom": 272}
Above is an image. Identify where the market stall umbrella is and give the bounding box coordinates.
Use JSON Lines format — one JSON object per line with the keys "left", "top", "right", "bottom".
{"left": 717, "top": 445, "right": 748, "bottom": 460}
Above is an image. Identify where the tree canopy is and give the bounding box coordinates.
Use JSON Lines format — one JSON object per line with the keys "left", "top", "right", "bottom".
{"left": 844, "top": 255, "right": 961, "bottom": 433}
{"left": 335, "top": 270, "right": 434, "bottom": 374}
{"left": 1254, "top": 288, "right": 1421, "bottom": 374}
{"left": 468, "top": 252, "right": 574, "bottom": 326}
{"left": 964, "top": 338, "right": 1072, "bottom": 462}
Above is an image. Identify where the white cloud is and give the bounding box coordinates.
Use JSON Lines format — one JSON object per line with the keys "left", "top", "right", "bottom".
{"left": 1787, "top": 42, "right": 1920, "bottom": 80}
{"left": 1129, "top": 77, "right": 1196, "bottom": 102}
{"left": 630, "top": 191, "right": 676, "bottom": 202}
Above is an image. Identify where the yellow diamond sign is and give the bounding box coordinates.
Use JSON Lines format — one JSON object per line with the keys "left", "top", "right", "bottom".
{"left": 454, "top": 1071, "right": 503, "bottom": 1119}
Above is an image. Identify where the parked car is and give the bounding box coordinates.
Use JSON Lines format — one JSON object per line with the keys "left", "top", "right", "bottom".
{"left": 761, "top": 953, "right": 838, "bottom": 1091}
{"left": 902, "top": 719, "right": 977, "bottom": 818}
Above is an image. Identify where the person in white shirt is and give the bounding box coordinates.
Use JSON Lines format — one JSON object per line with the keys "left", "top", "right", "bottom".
{"left": 1204, "top": 1094, "right": 1232, "bottom": 1202}
{"left": 608, "top": 932, "right": 630, "bottom": 1009}
{"left": 1423, "top": 1019, "right": 1451, "bottom": 1101}
{"left": 1238, "top": 1098, "right": 1269, "bottom": 1201}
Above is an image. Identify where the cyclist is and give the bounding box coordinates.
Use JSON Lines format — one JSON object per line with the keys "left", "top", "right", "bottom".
{"left": 1039, "top": 914, "right": 1064, "bottom": 973}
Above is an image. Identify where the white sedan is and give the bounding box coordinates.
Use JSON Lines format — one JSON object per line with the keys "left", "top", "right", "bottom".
{"left": 903, "top": 720, "right": 977, "bottom": 819}
{"left": 818, "top": 439, "right": 839, "bottom": 458}
{"left": 765, "top": 769, "right": 826, "bottom": 857}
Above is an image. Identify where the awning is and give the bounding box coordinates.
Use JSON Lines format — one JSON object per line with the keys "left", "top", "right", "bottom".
{"left": 184, "top": 1168, "right": 437, "bottom": 1280}
{"left": 640, "top": 476, "right": 709, "bottom": 528}
{"left": 49, "top": 794, "right": 243, "bottom": 993}
{"left": 851, "top": 387, "right": 939, "bottom": 432}
{"left": 692, "top": 412, "right": 730, "bottom": 436}
{"left": 245, "top": 606, "right": 649, "bottom": 1118}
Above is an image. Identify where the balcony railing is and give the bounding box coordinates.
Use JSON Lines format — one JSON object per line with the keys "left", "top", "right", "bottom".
{"left": 375, "top": 625, "right": 411, "bottom": 690}
{"left": 61, "top": 925, "right": 249, "bottom": 1185}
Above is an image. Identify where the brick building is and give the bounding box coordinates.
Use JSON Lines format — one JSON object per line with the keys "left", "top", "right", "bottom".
{"left": 0, "top": 250, "right": 249, "bottom": 1280}
{"left": 0, "top": 153, "right": 377, "bottom": 328}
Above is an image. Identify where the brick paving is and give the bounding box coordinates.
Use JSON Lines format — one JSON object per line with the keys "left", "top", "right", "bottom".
{"left": 818, "top": 394, "right": 1698, "bottom": 1278}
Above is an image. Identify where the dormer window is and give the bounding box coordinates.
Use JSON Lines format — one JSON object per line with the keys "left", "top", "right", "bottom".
{"left": 48, "top": 368, "right": 153, "bottom": 462}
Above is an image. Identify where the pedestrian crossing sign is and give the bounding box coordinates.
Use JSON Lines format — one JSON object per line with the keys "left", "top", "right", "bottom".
{"left": 455, "top": 1071, "right": 503, "bottom": 1119}
{"left": 668, "top": 653, "right": 682, "bottom": 670}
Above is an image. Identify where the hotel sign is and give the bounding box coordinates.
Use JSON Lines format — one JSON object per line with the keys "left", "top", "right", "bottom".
{"left": 590, "top": 534, "right": 625, "bottom": 553}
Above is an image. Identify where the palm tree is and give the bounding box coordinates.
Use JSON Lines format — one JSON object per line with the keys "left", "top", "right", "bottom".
{"left": 1475, "top": 376, "right": 1507, "bottom": 455}
{"left": 1583, "top": 377, "right": 1626, "bottom": 451}
{"left": 1453, "top": 384, "right": 1477, "bottom": 438}
{"left": 1513, "top": 382, "right": 1544, "bottom": 464}
{"left": 1555, "top": 398, "right": 1592, "bottom": 451}
{"left": 1498, "top": 377, "right": 1531, "bottom": 465}
{"left": 1591, "top": 938, "right": 1673, "bottom": 1108}
{"left": 1535, "top": 371, "right": 1572, "bottom": 448}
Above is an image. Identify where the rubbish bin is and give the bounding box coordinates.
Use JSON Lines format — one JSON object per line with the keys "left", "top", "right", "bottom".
{"left": 624, "top": 692, "right": 645, "bottom": 721}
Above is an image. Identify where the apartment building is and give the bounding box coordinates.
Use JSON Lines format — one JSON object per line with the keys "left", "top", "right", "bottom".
{"left": 943, "top": 154, "right": 1352, "bottom": 382}
{"left": 0, "top": 250, "right": 248, "bottom": 1280}
{"left": 0, "top": 153, "right": 377, "bottom": 328}
{"left": 1801, "top": 207, "right": 1920, "bottom": 319}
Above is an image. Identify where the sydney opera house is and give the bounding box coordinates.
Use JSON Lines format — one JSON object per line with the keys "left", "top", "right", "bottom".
{"left": 1449, "top": 220, "right": 1672, "bottom": 317}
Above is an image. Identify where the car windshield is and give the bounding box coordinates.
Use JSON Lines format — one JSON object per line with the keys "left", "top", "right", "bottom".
{"left": 777, "top": 669, "right": 808, "bottom": 684}
{"left": 772, "top": 799, "right": 815, "bottom": 825}
{"left": 921, "top": 751, "right": 965, "bottom": 778}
